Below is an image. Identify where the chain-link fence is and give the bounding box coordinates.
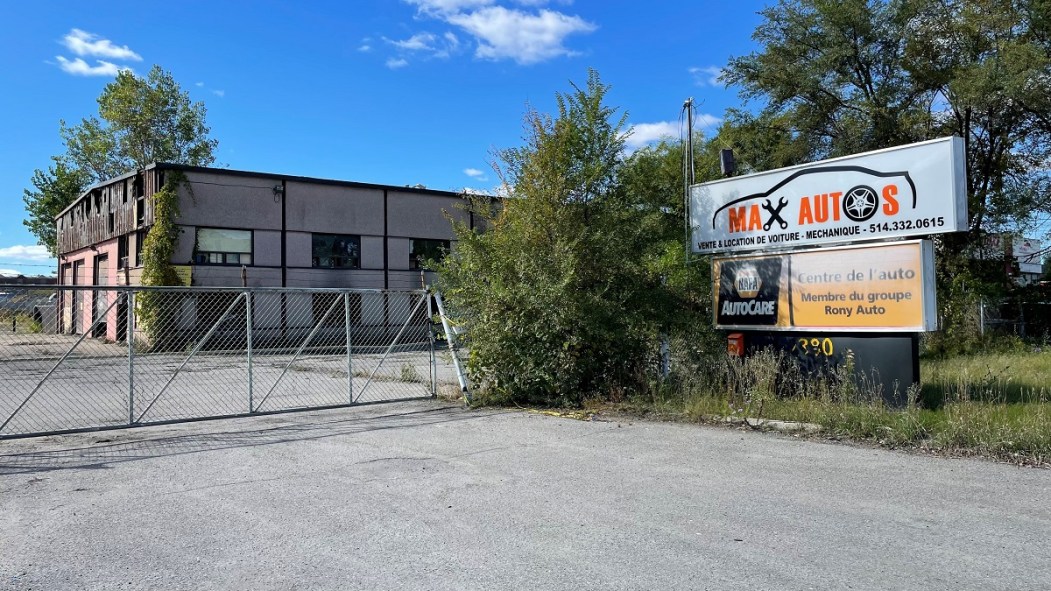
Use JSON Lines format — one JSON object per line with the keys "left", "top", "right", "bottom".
{"left": 0, "top": 285, "right": 461, "bottom": 438}
{"left": 978, "top": 297, "right": 1051, "bottom": 341}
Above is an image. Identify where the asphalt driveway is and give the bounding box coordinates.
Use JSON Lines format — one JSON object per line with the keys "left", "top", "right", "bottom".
{"left": 1, "top": 401, "right": 1048, "bottom": 590}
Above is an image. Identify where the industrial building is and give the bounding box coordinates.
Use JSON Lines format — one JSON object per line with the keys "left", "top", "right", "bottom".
{"left": 55, "top": 163, "right": 479, "bottom": 340}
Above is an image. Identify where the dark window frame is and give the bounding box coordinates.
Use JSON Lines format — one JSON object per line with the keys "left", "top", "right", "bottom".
{"left": 194, "top": 227, "right": 254, "bottom": 267}
{"left": 409, "top": 238, "right": 450, "bottom": 270}
{"left": 134, "top": 231, "right": 146, "bottom": 267}
{"left": 117, "top": 235, "right": 129, "bottom": 269}
{"left": 311, "top": 233, "right": 361, "bottom": 270}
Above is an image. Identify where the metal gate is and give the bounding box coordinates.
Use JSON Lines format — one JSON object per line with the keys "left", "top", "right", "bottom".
{"left": 0, "top": 285, "right": 460, "bottom": 439}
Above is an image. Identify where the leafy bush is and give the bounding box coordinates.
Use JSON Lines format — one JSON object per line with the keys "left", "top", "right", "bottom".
{"left": 438, "top": 71, "right": 709, "bottom": 405}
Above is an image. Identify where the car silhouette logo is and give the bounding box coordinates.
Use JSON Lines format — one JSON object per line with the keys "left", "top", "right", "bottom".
{"left": 710, "top": 165, "right": 916, "bottom": 229}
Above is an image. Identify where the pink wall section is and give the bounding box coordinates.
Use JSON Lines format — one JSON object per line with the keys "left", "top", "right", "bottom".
{"left": 57, "top": 238, "right": 122, "bottom": 342}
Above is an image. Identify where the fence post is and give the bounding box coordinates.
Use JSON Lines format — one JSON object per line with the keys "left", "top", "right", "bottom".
{"left": 427, "top": 291, "right": 436, "bottom": 397}
{"left": 659, "top": 275, "right": 670, "bottom": 380}
{"left": 127, "top": 290, "right": 135, "bottom": 425}
{"left": 246, "top": 289, "right": 254, "bottom": 413}
{"left": 979, "top": 298, "right": 985, "bottom": 337}
{"left": 660, "top": 333, "right": 670, "bottom": 380}
{"left": 1019, "top": 300, "right": 1026, "bottom": 339}
{"left": 345, "top": 292, "right": 353, "bottom": 404}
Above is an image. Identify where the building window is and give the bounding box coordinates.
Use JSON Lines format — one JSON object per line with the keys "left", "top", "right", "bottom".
{"left": 312, "top": 234, "right": 360, "bottom": 269}
{"left": 134, "top": 231, "right": 146, "bottom": 267}
{"left": 410, "top": 239, "right": 450, "bottom": 270}
{"left": 194, "top": 228, "right": 253, "bottom": 265}
{"left": 117, "top": 235, "right": 129, "bottom": 269}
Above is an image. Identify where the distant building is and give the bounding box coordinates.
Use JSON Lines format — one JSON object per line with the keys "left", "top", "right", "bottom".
{"left": 973, "top": 233, "right": 1047, "bottom": 286}
{"left": 55, "top": 163, "right": 482, "bottom": 340}
{"left": 0, "top": 275, "right": 57, "bottom": 286}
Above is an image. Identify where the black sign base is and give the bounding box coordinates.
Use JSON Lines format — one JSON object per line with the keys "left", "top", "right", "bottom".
{"left": 739, "top": 332, "right": 919, "bottom": 408}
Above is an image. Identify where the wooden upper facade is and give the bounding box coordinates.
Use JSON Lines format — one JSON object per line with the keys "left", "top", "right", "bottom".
{"left": 56, "top": 168, "right": 163, "bottom": 256}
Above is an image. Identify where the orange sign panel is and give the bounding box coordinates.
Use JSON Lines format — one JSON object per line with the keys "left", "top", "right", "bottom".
{"left": 713, "top": 241, "right": 936, "bottom": 332}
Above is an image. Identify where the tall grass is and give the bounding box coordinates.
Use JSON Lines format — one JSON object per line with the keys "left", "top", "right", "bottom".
{"left": 921, "top": 351, "right": 1051, "bottom": 406}
{"left": 625, "top": 349, "right": 1051, "bottom": 465}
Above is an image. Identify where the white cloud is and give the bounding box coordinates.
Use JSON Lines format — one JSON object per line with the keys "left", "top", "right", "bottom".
{"left": 358, "top": 44, "right": 372, "bottom": 52}
{"left": 437, "top": 32, "right": 461, "bottom": 57}
{"left": 194, "top": 82, "right": 225, "bottom": 98}
{"left": 0, "top": 269, "right": 22, "bottom": 277}
{"left": 397, "top": 1, "right": 595, "bottom": 65}
{"left": 386, "top": 57, "right": 409, "bottom": 69}
{"left": 407, "top": 0, "right": 494, "bottom": 16}
{"left": 624, "top": 121, "right": 679, "bottom": 150}
{"left": 694, "top": 113, "right": 722, "bottom": 129}
{"left": 55, "top": 56, "right": 129, "bottom": 76}
{"left": 62, "top": 29, "right": 142, "bottom": 61}
{"left": 462, "top": 182, "right": 511, "bottom": 197}
{"left": 464, "top": 167, "right": 488, "bottom": 180}
{"left": 446, "top": 7, "right": 595, "bottom": 64}
{"left": 0, "top": 245, "right": 52, "bottom": 262}
{"left": 385, "top": 31, "right": 463, "bottom": 59}
{"left": 689, "top": 65, "right": 724, "bottom": 87}
{"left": 624, "top": 116, "right": 722, "bottom": 150}
{"left": 387, "top": 32, "right": 439, "bottom": 51}
{"left": 407, "top": 0, "right": 563, "bottom": 11}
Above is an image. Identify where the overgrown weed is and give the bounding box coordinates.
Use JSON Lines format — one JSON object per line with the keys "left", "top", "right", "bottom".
{"left": 623, "top": 348, "right": 1048, "bottom": 465}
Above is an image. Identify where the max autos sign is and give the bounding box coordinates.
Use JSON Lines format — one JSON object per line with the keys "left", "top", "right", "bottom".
{"left": 712, "top": 241, "right": 937, "bottom": 332}
{"left": 691, "top": 137, "right": 967, "bottom": 254}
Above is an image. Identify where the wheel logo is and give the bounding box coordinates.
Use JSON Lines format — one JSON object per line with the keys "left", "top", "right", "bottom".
{"left": 842, "top": 185, "right": 879, "bottom": 222}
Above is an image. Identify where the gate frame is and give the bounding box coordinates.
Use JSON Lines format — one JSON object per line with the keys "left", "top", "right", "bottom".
{"left": 0, "top": 285, "right": 440, "bottom": 440}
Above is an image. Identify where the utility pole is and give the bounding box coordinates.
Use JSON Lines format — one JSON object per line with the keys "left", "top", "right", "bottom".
{"left": 684, "top": 98, "right": 695, "bottom": 186}
{"left": 683, "top": 98, "right": 696, "bottom": 262}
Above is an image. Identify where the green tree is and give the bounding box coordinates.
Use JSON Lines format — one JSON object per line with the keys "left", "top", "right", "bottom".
{"left": 22, "top": 159, "right": 92, "bottom": 256}
{"left": 721, "top": 0, "right": 1051, "bottom": 352}
{"left": 616, "top": 138, "right": 723, "bottom": 363}
{"left": 439, "top": 71, "right": 686, "bottom": 404}
{"left": 23, "top": 65, "right": 218, "bottom": 253}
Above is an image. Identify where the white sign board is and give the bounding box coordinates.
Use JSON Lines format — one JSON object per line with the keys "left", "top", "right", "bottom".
{"left": 690, "top": 137, "right": 967, "bottom": 254}
{"left": 1013, "top": 237, "right": 1044, "bottom": 274}
{"left": 975, "top": 234, "right": 1045, "bottom": 275}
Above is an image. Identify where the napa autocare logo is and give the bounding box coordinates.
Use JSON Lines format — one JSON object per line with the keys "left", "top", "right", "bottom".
{"left": 733, "top": 265, "right": 762, "bottom": 298}
{"left": 716, "top": 259, "right": 781, "bottom": 326}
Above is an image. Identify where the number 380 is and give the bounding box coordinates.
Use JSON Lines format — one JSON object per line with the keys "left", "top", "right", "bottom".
{"left": 797, "top": 337, "right": 834, "bottom": 356}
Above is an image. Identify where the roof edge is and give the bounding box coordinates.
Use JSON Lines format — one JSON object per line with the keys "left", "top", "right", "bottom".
{"left": 54, "top": 162, "right": 469, "bottom": 220}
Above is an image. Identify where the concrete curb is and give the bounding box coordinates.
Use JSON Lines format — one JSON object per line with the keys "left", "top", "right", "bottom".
{"left": 709, "top": 415, "right": 824, "bottom": 433}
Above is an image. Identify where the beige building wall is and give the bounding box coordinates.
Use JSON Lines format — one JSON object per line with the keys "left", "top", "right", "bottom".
{"left": 386, "top": 192, "right": 468, "bottom": 239}
{"left": 177, "top": 171, "right": 282, "bottom": 230}
{"left": 284, "top": 182, "right": 384, "bottom": 235}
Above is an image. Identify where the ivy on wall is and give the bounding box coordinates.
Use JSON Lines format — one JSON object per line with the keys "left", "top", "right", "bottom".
{"left": 136, "top": 171, "right": 188, "bottom": 347}
{"left": 141, "top": 172, "right": 186, "bottom": 287}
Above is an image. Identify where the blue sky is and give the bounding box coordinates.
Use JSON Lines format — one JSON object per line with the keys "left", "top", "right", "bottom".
{"left": 2, "top": 0, "right": 769, "bottom": 276}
